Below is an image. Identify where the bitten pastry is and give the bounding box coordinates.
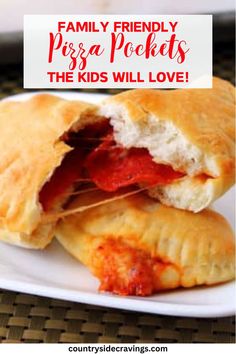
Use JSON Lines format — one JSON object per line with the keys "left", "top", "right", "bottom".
{"left": 56, "top": 191, "right": 235, "bottom": 296}
{"left": 99, "top": 77, "right": 235, "bottom": 211}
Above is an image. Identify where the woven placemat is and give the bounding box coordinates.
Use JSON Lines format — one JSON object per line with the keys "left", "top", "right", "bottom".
{"left": 0, "top": 290, "right": 235, "bottom": 343}
{"left": 0, "top": 41, "right": 235, "bottom": 343}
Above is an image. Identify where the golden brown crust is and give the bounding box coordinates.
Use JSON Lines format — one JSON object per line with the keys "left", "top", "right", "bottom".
{"left": 0, "top": 94, "right": 98, "bottom": 248}
{"left": 56, "top": 191, "right": 235, "bottom": 293}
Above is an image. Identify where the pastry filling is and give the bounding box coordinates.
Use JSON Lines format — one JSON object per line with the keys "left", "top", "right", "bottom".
{"left": 39, "top": 120, "right": 184, "bottom": 211}
{"left": 93, "top": 239, "right": 172, "bottom": 296}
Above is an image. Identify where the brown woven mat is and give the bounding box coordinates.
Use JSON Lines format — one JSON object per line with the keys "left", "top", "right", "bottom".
{"left": 0, "top": 290, "right": 235, "bottom": 343}
{"left": 0, "top": 41, "right": 235, "bottom": 343}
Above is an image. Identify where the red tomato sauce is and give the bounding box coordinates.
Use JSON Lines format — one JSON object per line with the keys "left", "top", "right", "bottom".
{"left": 93, "top": 239, "right": 169, "bottom": 296}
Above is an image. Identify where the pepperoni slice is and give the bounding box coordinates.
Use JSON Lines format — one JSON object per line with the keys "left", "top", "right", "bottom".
{"left": 85, "top": 134, "right": 184, "bottom": 192}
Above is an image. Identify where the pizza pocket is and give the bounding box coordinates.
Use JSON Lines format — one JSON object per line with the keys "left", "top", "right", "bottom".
{"left": 56, "top": 191, "right": 235, "bottom": 296}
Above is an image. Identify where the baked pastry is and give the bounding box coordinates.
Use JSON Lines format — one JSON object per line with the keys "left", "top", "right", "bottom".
{"left": 0, "top": 77, "right": 234, "bottom": 248}
{"left": 0, "top": 94, "right": 100, "bottom": 248}
{"left": 99, "top": 77, "right": 235, "bottom": 211}
{"left": 56, "top": 191, "right": 235, "bottom": 296}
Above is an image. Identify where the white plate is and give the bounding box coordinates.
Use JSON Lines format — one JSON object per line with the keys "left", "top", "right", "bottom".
{"left": 0, "top": 91, "right": 235, "bottom": 318}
